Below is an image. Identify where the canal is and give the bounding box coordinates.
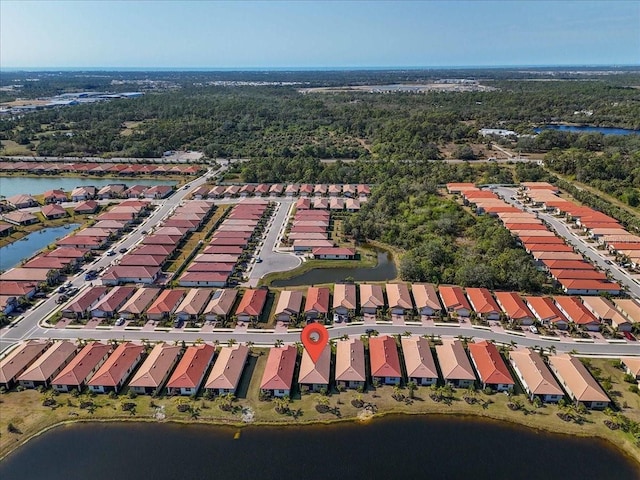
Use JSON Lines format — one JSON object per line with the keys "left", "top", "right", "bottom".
{"left": 0, "top": 176, "right": 176, "bottom": 198}
{"left": 0, "top": 224, "right": 80, "bottom": 271}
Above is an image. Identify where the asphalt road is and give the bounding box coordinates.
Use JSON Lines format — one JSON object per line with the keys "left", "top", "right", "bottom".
{"left": 247, "top": 199, "right": 301, "bottom": 286}
{"left": 495, "top": 186, "right": 640, "bottom": 299}
{"left": 2, "top": 177, "right": 638, "bottom": 358}
{"left": 0, "top": 168, "right": 215, "bottom": 352}
{"left": 3, "top": 321, "right": 639, "bottom": 356}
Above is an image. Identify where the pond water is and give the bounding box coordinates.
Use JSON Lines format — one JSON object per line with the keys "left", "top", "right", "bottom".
{"left": 273, "top": 247, "right": 397, "bottom": 287}
{"left": 0, "top": 415, "right": 637, "bottom": 480}
{"left": 0, "top": 176, "right": 176, "bottom": 198}
{"left": 0, "top": 224, "right": 80, "bottom": 271}
{"left": 534, "top": 125, "right": 640, "bottom": 136}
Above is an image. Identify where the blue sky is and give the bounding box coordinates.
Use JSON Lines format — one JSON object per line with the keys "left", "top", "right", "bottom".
{"left": 1, "top": 1, "right": 638, "bottom": 69}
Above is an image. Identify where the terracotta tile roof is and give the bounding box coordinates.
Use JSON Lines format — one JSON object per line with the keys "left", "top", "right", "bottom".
{"left": 385, "top": 283, "right": 412, "bottom": 310}
{"left": 0, "top": 281, "right": 38, "bottom": 296}
{"left": 88, "top": 342, "right": 144, "bottom": 388}
{"left": 333, "top": 283, "right": 357, "bottom": 311}
{"left": 553, "top": 296, "right": 599, "bottom": 325}
{"left": 621, "top": 357, "right": 640, "bottom": 377}
{"left": 524, "top": 296, "right": 569, "bottom": 325}
{"left": 235, "top": 289, "right": 268, "bottom": 317}
{"left": 580, "top": 296, "right": 630, "bottom": 328}
{"left": 260, "top": 346, "right": 297, "bottom": 391}
{"left": 335, "top": 338, "right": 366, "bottom": 383}
{"left": 438, "top": 285, "right": 471, "bottom": 312}
{"left": 146, "top": 289, "right": 185, "bottom": 315}
{"left": 298, "top": 345, "right": 331, "bottom": 385}
{"left": 63, "top": 286, "right": 108, "bottom": 315}
{"left": 304, "top": 286, "right": 330, "bottom": 314}
{"left": 359, "top": 283, "right": 385, "bottom": 309}
{"left": 613, "top": 299, "right": 640, "bottom": 323}
{"left": 558, "top": 278, "right": 621, "bottom": 292}
{"left": 166, "top": 344, "right": 215, "bottom": 389}
{"left": 128, "top": 343, "right": 181, "bottom": 389}
{"left": 494, "top": 291, "right": 533, "bottom": 320}
{"left": 369, "top": 336, "right": 402, "bottom": 378}
{"left": 204, "top": 344, "right": 249, "bottom": 390}
{"left": 0, "top": 340, "right": 50, "bottom": 385}
{"left": 548, "top": 354, "right": 609, "bottom": 403}
{"left": 41, "top": 204, "right": 67, "bottom": 218}
{"left": 119, "top": 288, "right": 160, "bottom": 316}
{"left": 101, "top": 265, "right": 160, "bottom": 281}
{"left": 468, "top": 341, "right": 514, "bottom": 386}
{"left": 51, "top": 342, "right": 111, "bottom": 387}
{"left": 401, "top": 336, "right": 438, "bottom": 379}
{"left": 411, "top": 283, "right": 442, "bottom": 311}
{"left": 509, "top": 349, "right": 563, "bottom": 396}
{"left": 274, "top": 290, "right": 303, "bottom": 317}
{"left": 435, "top": 339, "right": 476, "bottom": 382}
{"left": 175, "top": 289, "right": 213, "bottom": 316}
{"left": 465, "top": 288, "right": 500, "bottom": 315}
{"left": 92, "top": 286, "right": 136, "bottom": 314}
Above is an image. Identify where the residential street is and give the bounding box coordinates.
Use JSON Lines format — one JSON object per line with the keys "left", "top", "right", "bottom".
{"left": 495, "top": 186, "right": 640, "bottom": 299}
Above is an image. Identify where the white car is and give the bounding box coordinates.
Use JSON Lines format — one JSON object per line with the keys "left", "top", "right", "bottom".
{"left": 529, "top": 325, "right": 539, "bottom": 334}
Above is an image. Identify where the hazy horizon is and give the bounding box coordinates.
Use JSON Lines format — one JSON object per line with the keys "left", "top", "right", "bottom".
{"left": 2, "top": 1, "right": 638, "bottom": 69}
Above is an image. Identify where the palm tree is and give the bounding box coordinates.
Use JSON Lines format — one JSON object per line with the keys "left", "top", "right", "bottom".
{"left": 245, "top": 341, "right": 255, "bottom": 352}
{"left": 274, "top": 339, "right": 284, "bottom": 347}
{"left": 195, "top": 338, "right": 203, "bottom": 345}
{"left": 227, "top": 338, "right": 237, "bottom": 347}
{"left": 407, "top": 381, "right": 417, "bottom": 399}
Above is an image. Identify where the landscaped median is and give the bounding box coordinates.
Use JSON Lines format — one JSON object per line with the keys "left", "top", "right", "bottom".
{"left": 0, "top": 357, "right": 638, "bottom": 464}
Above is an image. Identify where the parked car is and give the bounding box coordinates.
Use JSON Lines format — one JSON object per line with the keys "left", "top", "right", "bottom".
{"left": 604, "top": 259, "right": 613, "bottom": 265}
{"left": 115, "top": 318, "right": 125, "bottom": 326}
{"left": 529, "top": 325, "right": 539, "bottom": 334}
{"left": 623, "top": 331, "right": 636, "bottom": 341}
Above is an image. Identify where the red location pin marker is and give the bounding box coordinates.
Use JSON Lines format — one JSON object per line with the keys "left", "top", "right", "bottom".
{"left": 301, "top": 323, "right": 329, "bottom": 363}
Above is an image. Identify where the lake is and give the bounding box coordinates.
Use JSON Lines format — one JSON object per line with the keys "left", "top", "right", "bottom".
{"left": 0, "top": 416, "right": 637, "bottom": 480}
{"left": 0, "top": 224, "right": 80, "bottom": 271}
{"left": 534, "top": 125, "right": 640, "bottom": 136}
{"left": 0, "top": 176, "right": 176, "bottom": 198}
{"left": 273, "top": 247, "right": 397, "bottom": 287}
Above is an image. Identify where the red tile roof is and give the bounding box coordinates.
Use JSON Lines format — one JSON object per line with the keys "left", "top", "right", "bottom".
{"left": 235, "top": 289, "right": 268, "bottom": 317}
{"left": 88, "top": 342, "right": 144, "bottom": 388}
{"left": 304, "top": 286, "right": 330, "bottom": 314}
{"left": 438, "top": 285, "right": 471, "bottom": 312}
{"left": 468, "top": 341, "right": 514, "bottom": 386}
{"left": 166, "top": 344, "right": 215, "bottom": 389}
{"left": 369, "top": 336, "right": 402, "bottom": 378}
{"left": 260, "top": 345, "right": 297, "bottom": 391}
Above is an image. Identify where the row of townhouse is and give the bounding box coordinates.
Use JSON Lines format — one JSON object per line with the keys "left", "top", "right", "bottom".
{"left": 451, "top": 182, "right": 622, "bottom": 296}
{"left": 178, "top": 200, "right": 270, "bottom": 288}
{"left": 197, "top": 183, "right": 371, "bottom": 200}
{"left": 0, "top": 161, "right": 203, "bottom": 176}
{"left": 520, "top": 182, "right": 640, "bottom": 268}
{"left": 1, "top": 338, "right": 626, "bottom": 409}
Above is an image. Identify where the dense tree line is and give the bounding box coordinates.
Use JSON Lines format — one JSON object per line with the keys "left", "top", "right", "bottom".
{"left": 341, "top": 179, "right": 546, "bottom": 291}
{"left": 2, "top": 74, "right": 639, "bottom": 159}
{"left": 238, "top": 156, "right": 514, "bottom": 185}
